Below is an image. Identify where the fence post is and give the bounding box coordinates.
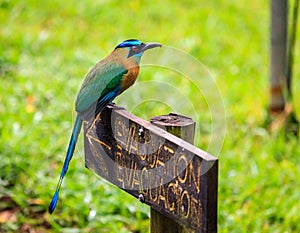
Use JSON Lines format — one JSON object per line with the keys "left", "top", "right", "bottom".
{"left": 150, "top": 113, "right": 197, "bottom": 233}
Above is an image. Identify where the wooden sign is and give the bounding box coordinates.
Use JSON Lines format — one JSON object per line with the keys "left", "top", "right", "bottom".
{"left": 83, "top": 104, "right": 218, "bottom": 232}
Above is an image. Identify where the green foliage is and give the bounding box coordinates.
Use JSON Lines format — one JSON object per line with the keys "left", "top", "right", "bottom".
{"left": 1, "top": 0, "right": 299, "bottom": 232}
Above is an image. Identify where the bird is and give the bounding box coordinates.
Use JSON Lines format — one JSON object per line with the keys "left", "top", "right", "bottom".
{"left": 48, "top": 39, "right": 161, "bottom": 214}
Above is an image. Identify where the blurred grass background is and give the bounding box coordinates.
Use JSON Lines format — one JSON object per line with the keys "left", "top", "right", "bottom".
{"left": 0, "top": 0, "right": 300, "bottom": 232}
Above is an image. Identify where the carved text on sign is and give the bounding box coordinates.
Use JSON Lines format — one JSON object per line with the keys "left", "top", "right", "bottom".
{"left": 84, "top": 106, "right": 218, "bottom": 231}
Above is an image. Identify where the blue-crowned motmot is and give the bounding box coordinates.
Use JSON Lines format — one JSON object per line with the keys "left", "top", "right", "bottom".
{"left": 49, "top": 39, "right": 161, "bottom": 214}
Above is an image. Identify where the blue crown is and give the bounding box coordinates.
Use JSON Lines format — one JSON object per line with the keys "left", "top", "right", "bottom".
{"left": 115, "top": 39, "right": 143, "bottom": 49}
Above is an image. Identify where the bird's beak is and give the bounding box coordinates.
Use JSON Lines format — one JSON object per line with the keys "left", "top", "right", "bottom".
{"left": 127, "top": 42, "right": 162, "bottom": 58}
{"left": 140, "top": 42, "right": 162, "bottom": 52}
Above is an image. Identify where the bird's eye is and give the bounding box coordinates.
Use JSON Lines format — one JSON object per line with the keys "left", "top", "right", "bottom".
{"left": 131, "top": 46, "right": 138, "bottom": 51}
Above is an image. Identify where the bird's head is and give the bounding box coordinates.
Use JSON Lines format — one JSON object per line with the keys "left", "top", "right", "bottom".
{"left": 114, "top": 39, "right": 161, "bottom": 63}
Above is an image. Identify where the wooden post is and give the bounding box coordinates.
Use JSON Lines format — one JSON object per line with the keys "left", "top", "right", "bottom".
{"left": 150, "top": 113, "right": 196, "bottom": 233}
{"left": 83, "top": 104, "right": 218, "bottom": 232}
{"left": 269, "top": 0, "right": 287, "bottom": 114}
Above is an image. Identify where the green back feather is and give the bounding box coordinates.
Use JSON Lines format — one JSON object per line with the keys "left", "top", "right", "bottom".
{"left": 75, "top": 61, "right": 127, "bottom": 113}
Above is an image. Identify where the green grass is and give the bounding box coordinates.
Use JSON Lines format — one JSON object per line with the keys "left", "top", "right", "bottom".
{"left": 1, "top": 0, "right": 300, "bottom": 232}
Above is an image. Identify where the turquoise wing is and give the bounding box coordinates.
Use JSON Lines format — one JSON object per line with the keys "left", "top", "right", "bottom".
{"left": 75, "top": 61, "right": 127, "bottom": 113}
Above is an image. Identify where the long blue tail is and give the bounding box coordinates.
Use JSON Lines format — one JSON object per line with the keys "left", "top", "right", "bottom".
{"left": 48, "top": 115, "right": 83, "bottom": 214}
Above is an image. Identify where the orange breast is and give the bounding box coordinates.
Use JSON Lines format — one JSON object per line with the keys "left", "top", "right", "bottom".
{"left": 120, "top": 66, "right": 140, "bottom": 93}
